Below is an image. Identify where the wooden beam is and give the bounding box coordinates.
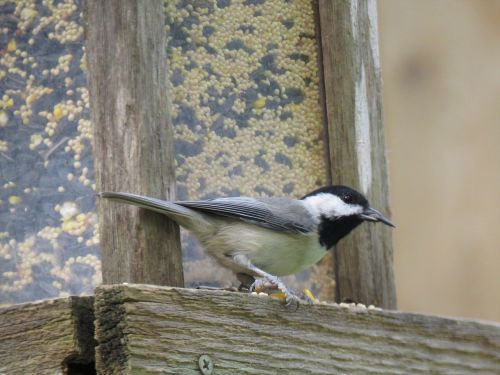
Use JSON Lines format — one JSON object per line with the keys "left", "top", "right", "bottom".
{"left": 84, "top": 1, "right": 184, "bottom": 286}
{"left": 318, "top": 0, "right": 396, "bottom": 308}
{"left": 95, "top": 284, "right": 500, "bottom": 374}
{"left": 0, "top": 297, "right": 95, "bottom": 374}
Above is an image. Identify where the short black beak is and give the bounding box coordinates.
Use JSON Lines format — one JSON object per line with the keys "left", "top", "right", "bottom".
{"left": 359, "top": 207, "right": 395, "bottom": 227}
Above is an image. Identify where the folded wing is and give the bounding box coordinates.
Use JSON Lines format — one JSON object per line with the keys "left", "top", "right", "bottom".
{"left": 178, "top": 197, "right": 313, "bottom": 233}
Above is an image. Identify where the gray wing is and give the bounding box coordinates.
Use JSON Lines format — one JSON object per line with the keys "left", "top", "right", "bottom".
{"left": 177, "top": 197, "right": 316, "bottom": 233}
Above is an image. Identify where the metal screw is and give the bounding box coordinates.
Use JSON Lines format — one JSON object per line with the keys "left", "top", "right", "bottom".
{"left": 198, "top": 354, "right": 214, "bottom": 375}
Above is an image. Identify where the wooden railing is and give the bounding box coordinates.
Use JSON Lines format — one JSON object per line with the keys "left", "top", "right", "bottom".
{"left": 1, "top": 284, "right": 499, "bottom": 374}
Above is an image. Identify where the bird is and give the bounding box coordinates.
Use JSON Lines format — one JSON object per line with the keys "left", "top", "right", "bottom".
{"left": 99, "top": 185, "right": 394, "bottom": 304}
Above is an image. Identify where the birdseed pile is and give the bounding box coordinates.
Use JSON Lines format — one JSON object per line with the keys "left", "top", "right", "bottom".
{"left": 0, "top": 0, "right": 329, "bottom": 304}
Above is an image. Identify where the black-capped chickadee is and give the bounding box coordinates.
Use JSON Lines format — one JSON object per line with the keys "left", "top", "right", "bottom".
{"left": 100, "top": 185, "right": 394, "bottom": 303}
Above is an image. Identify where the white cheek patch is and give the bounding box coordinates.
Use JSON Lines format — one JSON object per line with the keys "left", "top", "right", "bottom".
{"left": 302, "top": 193, "right": 363, "bottom": 220}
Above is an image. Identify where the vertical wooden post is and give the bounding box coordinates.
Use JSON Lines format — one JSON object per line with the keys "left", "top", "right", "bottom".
{"left": 85, "top": 1, "right": 184, "bottom": 286}
{"left": 318, "top": 0, "right": 396, "bottom": 308}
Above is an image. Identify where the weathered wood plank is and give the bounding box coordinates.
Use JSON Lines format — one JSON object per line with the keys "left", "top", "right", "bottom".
{"left": 0, "top": 297, "right": 95, "bottom": 374}
{"left": 84, "top": 0, "right": 184, "bottom": 286}
{"left": 95, "top": 284, "right": 500, "bottom": 374}
{"left": 318, "top": 0, "right": 396, "bottom": 309}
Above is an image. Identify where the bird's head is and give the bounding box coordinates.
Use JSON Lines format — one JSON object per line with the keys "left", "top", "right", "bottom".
{"left": 301, "top": 185, "right": 394, "bottom": 248}
{"left": 301, "top": 185, "right": 394, "bottom": 226}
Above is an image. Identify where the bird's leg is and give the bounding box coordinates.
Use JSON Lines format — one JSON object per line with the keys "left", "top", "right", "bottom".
{"left": 232, "top": 255, "right": 306, "bottom": 306}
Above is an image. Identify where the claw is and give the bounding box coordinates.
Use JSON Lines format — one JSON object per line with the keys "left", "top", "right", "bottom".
{"left": 250, "top": 276, "right": 279, "bottom": 293}
{"left": 250, "top": 276, "right": 308, "bottom": 308}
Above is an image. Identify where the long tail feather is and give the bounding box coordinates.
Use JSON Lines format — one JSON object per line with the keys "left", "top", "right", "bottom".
{"left": 99, "top": 192, "right": 211, "bottom": 231}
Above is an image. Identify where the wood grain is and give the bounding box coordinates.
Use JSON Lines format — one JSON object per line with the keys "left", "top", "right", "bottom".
{"left": 0, "top": 297, "right": 95, "bottom": 374}
{"left": 95, "top": 284, "right": 500, "bottom": 374}
{"left": 84, "top": 1, "right": 184, "bottom": 287}
{"left": 318, "top": 0, "right": 396, "bottom": 308}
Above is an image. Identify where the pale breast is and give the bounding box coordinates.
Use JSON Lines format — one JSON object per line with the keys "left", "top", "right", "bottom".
{"left": 199, "top": 220, "right": 327, "bottom": 277}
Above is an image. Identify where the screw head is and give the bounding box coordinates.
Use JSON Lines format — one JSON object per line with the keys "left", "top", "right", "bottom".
{"left": 198, "top": 354, "right": 214, "bottom": 375}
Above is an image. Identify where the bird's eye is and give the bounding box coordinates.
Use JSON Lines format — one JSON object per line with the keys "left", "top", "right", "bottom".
{"left": 342, "top": 194, "right": 353, "bottom": 203}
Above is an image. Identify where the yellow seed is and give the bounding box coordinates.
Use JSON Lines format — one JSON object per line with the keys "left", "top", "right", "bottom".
{"left": 7, "top": 39, "right": 16, "bottom": 52}
{"left": 253, "top": 97, "right": 266, "bottom": 109}
{"left": 8, "top": 196, "right": 22, "bottom": 205}
{"left": 62, "top": 220, "right": 76, "bottom": 232}
{"left": 269, "top": 292, "right": 287, "bottom": 301}
{"left": 53, "top": 106, "right": 63, "bottom": 121}
{"left": 303, "top": 288, "right": 319, "bottom": 304}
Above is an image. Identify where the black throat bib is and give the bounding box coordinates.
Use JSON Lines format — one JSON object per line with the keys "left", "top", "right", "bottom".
{"left": 318, "top": 216, "right": 363, "bottom": 249}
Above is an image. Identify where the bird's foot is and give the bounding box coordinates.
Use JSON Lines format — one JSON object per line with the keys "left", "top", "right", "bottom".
{"left": 251, "top": 276, "right": 309, "bottom": 307}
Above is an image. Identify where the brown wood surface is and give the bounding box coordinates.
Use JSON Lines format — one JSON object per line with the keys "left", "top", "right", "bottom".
{"left": 0, "top": 297, "right": 95, "bottom": 374}
{"left": 84, "top": 1, "right": 184, "bottom": 287}
{"left": 95, "top": 284, "right": 500, "bottom": 374}
{"left": 318, "top": 0, "right": 396, "bottom": 309}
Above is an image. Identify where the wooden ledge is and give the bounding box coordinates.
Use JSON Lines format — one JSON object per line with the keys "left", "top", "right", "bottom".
{"left": 0, "top": 296, "right": 95, "bottom": 374}
{"left": 95, "top": 284, "right": 500, "bottom": 374}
